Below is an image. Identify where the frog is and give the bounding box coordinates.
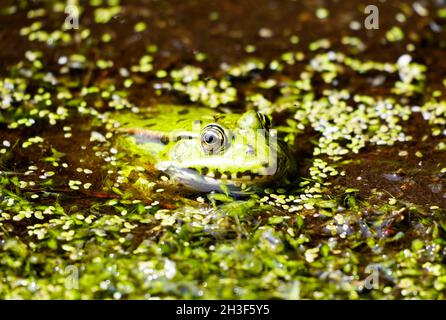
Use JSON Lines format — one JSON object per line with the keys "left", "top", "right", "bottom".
{"left": 110, "top": 104, "right": 295, "bottom": 195}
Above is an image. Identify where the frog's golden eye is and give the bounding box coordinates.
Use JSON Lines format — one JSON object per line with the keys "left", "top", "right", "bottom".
{"left": 200, "top": 124, "right": 227, "bottom": 154}
{"left": 257, "top": 112, "right": 271, "bottom": 129}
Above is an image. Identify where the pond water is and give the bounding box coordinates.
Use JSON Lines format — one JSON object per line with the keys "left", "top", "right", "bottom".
{"left": 0, "top": 0, "right": 445, "bottom": 299}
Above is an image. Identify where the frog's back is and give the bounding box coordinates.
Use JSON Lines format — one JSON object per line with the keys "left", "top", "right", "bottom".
{"left": 111, "top": 104, "right": 218, "bottom": 136}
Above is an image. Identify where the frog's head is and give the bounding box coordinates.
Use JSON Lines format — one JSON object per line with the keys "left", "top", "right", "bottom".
{"left": 156, "top": 111, "right": 291, "bottom": 194}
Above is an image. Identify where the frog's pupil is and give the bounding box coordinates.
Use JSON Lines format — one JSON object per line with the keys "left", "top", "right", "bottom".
{"left": 205, "top": 133, "right": 216, "bottom": 144}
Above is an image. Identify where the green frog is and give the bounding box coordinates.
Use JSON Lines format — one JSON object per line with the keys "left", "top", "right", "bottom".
{"left": 110, "top": 105, "right": 295, "bottom": 195}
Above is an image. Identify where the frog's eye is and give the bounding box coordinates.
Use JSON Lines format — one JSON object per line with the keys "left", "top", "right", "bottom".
{"left": 200, "top": 124, "right": 227, "bottom": 154}
{"left": 257, "top": 112, "right": 271, "bottom": 129}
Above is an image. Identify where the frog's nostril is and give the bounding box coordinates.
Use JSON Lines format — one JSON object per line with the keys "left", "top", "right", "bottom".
{"left": 246, "top": 144, "right": 255, "bottom": 156}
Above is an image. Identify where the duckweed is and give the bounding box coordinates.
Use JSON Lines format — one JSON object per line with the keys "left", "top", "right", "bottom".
{"left": 0, "top": 0, "right": 445, "bottom": 300}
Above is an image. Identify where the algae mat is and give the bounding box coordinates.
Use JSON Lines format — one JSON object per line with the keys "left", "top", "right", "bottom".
{"left": 0, "top": 0, "right": 445, "bottom": 299}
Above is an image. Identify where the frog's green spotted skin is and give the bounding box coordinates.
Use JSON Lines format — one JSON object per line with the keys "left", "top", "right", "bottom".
{"left": 112, "top": 105, "right": 294, "bottom": 194}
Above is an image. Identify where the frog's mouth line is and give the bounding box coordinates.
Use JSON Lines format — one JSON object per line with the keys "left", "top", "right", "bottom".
{"left": 194, "top": 167, "right": 273, "bottom": 184}
{"left": 156, "top": 163, "right": 275, "bottom": 193}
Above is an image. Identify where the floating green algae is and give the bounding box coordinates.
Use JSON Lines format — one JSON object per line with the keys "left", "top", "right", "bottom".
{"left": 0, "top": 0, "right": 445, "bottom": 299}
